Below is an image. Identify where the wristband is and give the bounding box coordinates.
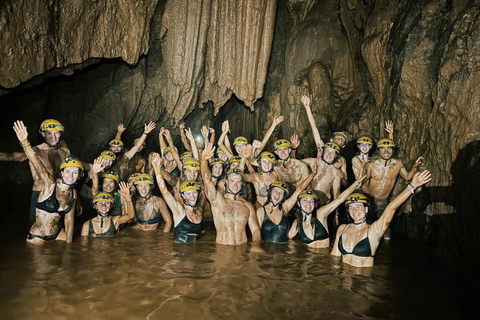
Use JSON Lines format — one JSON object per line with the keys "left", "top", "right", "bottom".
{"left": 20, "top": 142, "right": 31, "bottom": 148}
{"left": 407, "top": 183, "right": 416, "bottom": 194}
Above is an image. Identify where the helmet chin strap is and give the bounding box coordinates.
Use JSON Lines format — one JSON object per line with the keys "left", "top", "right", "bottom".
{"left": 354, "top": 218, "right": 366, "bottom": 225}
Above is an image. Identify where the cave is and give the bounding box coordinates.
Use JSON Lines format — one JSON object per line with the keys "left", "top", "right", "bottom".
{"left": 0, "top": 0, "right": 479, "bottom": 318}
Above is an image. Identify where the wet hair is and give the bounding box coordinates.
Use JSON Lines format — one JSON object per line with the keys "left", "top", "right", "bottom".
{"left": 295, "top": 197, "right": 319, "bottom": 229}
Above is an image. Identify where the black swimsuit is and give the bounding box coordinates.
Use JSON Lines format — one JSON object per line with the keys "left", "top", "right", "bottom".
{"left": 36, "top": 187, "right": 74, "bottom": 215}
{"left": 88, "top": 218, "right": 117, "bottom": 237}
{"left": 261, "top": 207, "right": 289, "bottom": 243}
{"left": 170, "top": 166, "right": 181, "bottom": 177}
{"left": 174, "top": 215, "right": 203, "bottom": 243}
{"left": 338, "top": 225, "right": 372, "bottom": 257}
{"left": 298, "top": 215, "right": 329, "bottom": 244}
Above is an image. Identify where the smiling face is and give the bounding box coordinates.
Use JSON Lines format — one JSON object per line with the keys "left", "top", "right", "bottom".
{"left": 358, "top": 143, "right": 372, "bottom": 154}
{"left": 270, "top": 187, "right": 285, "bottom": 205}
{"left": 61, "top": 167, "right": 80, "bottom": 185}
{"left": 41, "top": 131, "right": 61, "bottom": 147}
{"left": 332, "top": 135, "right": 346, "bottom": 148}
{"left": 110, "top": 145, "right": 123, "bottom": 154}
{"left": 379, "top": 147, "right": 393, "bottom": 160}
{"left": 181, "top": 190, "right": 199, "bottom": 206}
{"left": 322, "top": 147, "right": 336, "bottom": 164}
{"left": 102, "top": 178, "right": 116, "bottom": 193}
{"left": 184, "top": 169, "right": 199, "bottom": 181}
{"left": 165, "top": 152, "right": 174, "bottom": 162}
{"left": 347, "top": 203, "right": 367, "bottom": 222}
{"left": 235, "top": 144, "right": 246, "bottom": 155}
{"left": 136, "top": 184, "right": 152, "bottom": 198}
{"left": 260, "top": 158, "right": 273, "bottom": 172}
{"left": 299, "top": 197, "right": 315, "bottom": 214}
{"left": 227, "top": 173, "right": 243, "bottom": 194}
{"left": 275, "top": 147, "right": 291, "bottom": 161}
{"left": 212, "top": 163, "right": 224, "bottom": 177}
{"left": 95, "top": 201, "right": 112, "bottom": 215}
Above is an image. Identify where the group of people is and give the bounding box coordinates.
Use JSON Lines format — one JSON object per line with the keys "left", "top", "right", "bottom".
{"left": 1, "top": 94, "right": 431, "bottom": 268}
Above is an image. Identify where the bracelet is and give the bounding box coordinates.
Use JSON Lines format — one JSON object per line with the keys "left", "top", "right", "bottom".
{"left": 407, "top": 183, "right": 416, "bottom": 194}
{"left": 20, "top": 142, "right": 31, "bottom": 148}
{"left": 122, "top": 200, "right": 132, "bottom": 206}
{"left": 143, "top": 132, "right": 147, "bottom": 136}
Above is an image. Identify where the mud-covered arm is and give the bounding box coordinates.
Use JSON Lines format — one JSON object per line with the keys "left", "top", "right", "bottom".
{"left": 163, "top": 128, "right": 182, "bottom": 170}
{"left": 319, "top": 176, "right": 365, "bottom": 218}
{"left": 13, "top": 121, "right": 54, "bottom": 186}
{"left": 288, "top": 219, "right": 298, "bottom": 240}
{"left": 372, "top": 171, "right": 431, "bottom": 237}
{"left": 115, "top": 123, "right": 126, "bottom": 141}
{"left": 400, "top": 157, "right": 424, "bottom": 181}
{"left": 208, "top": 127, "right": 215, "bottom": 146}
{"left": 178, "top": 123, "right": 191, "bottom": 152}
{"left": 0, "top": 151, "right": 28, "bottom": 162}
{"left": 301, "top": 95, "right": 324, "bottom": 151}
{"left": 330, "top": 224, "right": 345, "bottom": 256}
{"left": 116, "top": 182, "right": 135, "bottom": 226}
{"left": 218, "top": 120, "right": 234, "bottom": 159}
{"left": 64, "top": 191, "right": 76, "bottom": 243}
{"left": 283, "top": 170, "right": 316, "bottom": 212}
{"left": 289, "top": 134, "right": 300, "bottom": 159}
{"left": 124, "top": 122, "right": 156, "bottom": 160}
{"left": 385, "top": 120, "right": 394, "bottom": 141}
{"left": 91, "top": 157, "right": 107, "bottom": 197}
{"left": 185, "top": 127, "right": 200, "bottom": 160}
{"left": 201, "top": 142, "right": 218, "bottom": 203}
{"left": 253, "top": 116, "right": 284, "bottom": 158}
{"left": 247, "top": 202, "right": 262, "bottom": 247}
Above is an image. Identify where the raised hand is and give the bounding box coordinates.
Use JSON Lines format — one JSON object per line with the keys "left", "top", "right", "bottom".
{"left": 144, "top": 121, "right": 156, "bottom": 134}
{"left": 159, "top": 127, "right": 165, "bottom": 136}
{"left": 413, "top": 156, "right": 424, "bottom": 168}
{"left": 179, "top": 123, "right": 186, "bottom": 130}
{"left": 202, "top": 142, "right": 216, "bottom": 160}
{"left": 117, "top": 123, "right": 126, "bottom": 133}
{"left": 163, "top": 129, "right": 171, "bottom": 140}
{"left": 13, "top": 120, "right": 28, "bottom": 142}
{"left": 151, "top": 152, "right": 163, "bottom": 170}
{"left": 185, "top": 127, "right": 194, "bottom": 141}
{"left": 385, "top": 120, "right": 394, "bottom": 135}
{"left": 273, "top": 115, "right": 284, "bottom": 125}
{"left": 118, "top": 181, "right": 132, "bottom": 202}
{"left": 201, "top": 125, "right": 209, "bottom": 139}
{"left": 252, "top": 139, "right": 262, "bottom": 149}
{"left": 208, "top": 127, "right": 215, "bottom": 134}
{"left": 411, "top": 170, "right": 431, "bottom": 188}
{"left": 290, "top": 134, "right": 300, "bottom": 149}
{"left": 222, "top": 120, "right": 230, "bottom": 133}
{"left": 301, "top": 95, "right": 311, "bottom": 108}
{"left": 92, "top": 157, "right": 106, "bottom": 174}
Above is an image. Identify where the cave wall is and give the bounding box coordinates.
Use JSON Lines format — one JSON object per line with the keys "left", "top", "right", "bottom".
{"left": 1, "top": 0, "right": 480, "bottom": 268}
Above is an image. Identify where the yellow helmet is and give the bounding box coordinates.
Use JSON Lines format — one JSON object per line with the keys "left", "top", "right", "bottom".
{"left": 183, "top": 158, "right": 200, "bottom": 171}
{"left": 59, "top": 158, "right": 84, "bottom": 171}
{"left": 93, "top": 192, "right": 115, "bottom": 204}
{"left": 345, "top": 193, "right": 369, "bottom": 206}
{"left": 332, "top": 131, "right": 348, "bottom": 141}
{"left": 229, "top": 156, "right": 242, "bottom": 163}
{"left": 298, "top": 190, "right": 318, "bottom": 200}
{"left": 377, "top": 138, "right": 396, "bottom": 148}
{"left": 323, "top": 142, "right": 340, "bottom": 153}
{"left": 233, "top": 136, "right": 248, "bottom": 145}
{"left": 270, "top": 181, "right": 289, "bottom": 196}
{"left": 211, "top": 158, "right": 225, "bottom": 166}
{"left": 109, "top": 139, "right": 124, "bottom": 147}
{"left": 260, "top": 151, "right": 276, "bottom": 164}
{"left": 181, "top": 151, "right": 193, "bottom": 160}
{"left": 164, "top": 146, "right": 177, "bottom": 155}
{"left": 100, "top": 150, "right": 116, "bottom": 161}
{"left": 180, "top": 180, "right": 201, "bottom": 193}
{"left": 357, "top": 136, "right": 373, "bottom": 145}
{"left": 128, "top": 173, "right": 141, "bottom": 183}
{"left": 101, "top": 171, "right": 119, "bottom": 183}
{"left": 274, "top": 139, "right": 292, "bottom": 150}
{"left": 39, "top": 119, "right": 64, "bottom": 133}
{"left": 134, "top": 173, "right": 154, "bottom": 185}
{"left": 227, "top": 168, "right": 244, "bottom": 177}
{"left": 216, "top": 148, "right": 224, "bottom": 154}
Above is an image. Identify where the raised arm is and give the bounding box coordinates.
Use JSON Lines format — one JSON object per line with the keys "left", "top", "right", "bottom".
{"left": 185, "top": 127, "right": 200, "bottom": 160}
{"left": 283, "top": 165, "right": 317, "bottom": 212}
{"left": 159, "top": 127, "right": 167, "bottom": 156}
{"left": 124, "top": 121, "right": 156, "bottom": 160}
{"left": 115, "top": 123, "right": 126, "bottom": 140}
{"left": 385, "top": 120, "right": 394, "bottom": 141}
{"left": 91, "top": 157, "right": 107, "bottom": 197}
{"left": 217, "top": 120, "right": 234, "bottom": 159}
{"left": 116, "top": 182, "right": 135, "bottom": 226}
{"left": 64, "top": 190, "right": 77, "bottom": 243}
{"left": 152, "top": 153, "right": 183, "bottom": 223}
{"left": 163, "top": 129, "right": 182, "bottom": 170}
{"left": 318, "top": 175, "right": 366, "bottom": 217}
{"left": 178, "top": 123, "right": 191, "bottom": 151}
{"left": 301, "top": 95, "right": 324, "bottom": 151}
{"left": 13, "top": 121, "right": 54, "bottom": 186}
{"left": 399, "top": 157, "right": 424, "bottom": 181}
{"left": 289, "top": 134, "right": 300, "bottom": 159}
{"left": 252, "top": 116, "right": 284, "bottom": 158}
{"left": 208, "top": 127, "right": 215, "bottom": 146}
{"left": 0, "top": 152, "right": 28, "bottom": 162}
{"left": 247, "top": 202, "right": 262, "bottom": 248}
{"left": 372, "top": 171, "right": 431, "bottom": 237}
{"left": 201, "top": 142, "right": 218, "bottom": 202}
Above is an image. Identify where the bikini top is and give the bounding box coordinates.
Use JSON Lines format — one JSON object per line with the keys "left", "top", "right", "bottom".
{"left": 88, "top": 218, "right": 116, "bottom": 237}
{"left": 261, "top": 207, "right": 289, "bottom": 243}
{"left": 338, "top": 225, "right": 372, "bottom": 257}
{"left": 170, "top": 166, "right": 181, "bottom": 178}
{"left": 298, "top": 214, "right": 329, "bottom": 244}
{"left": 36, "top": 187, "right": 74, "bottom": 215}
{"left": 136, "top": 207, "right": 161, "bottom": 225}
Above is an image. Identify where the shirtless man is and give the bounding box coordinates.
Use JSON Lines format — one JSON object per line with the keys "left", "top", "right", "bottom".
{"left": 201, "top": 142, "right": 262, "bottom": 248}
{"left": 273, "top": 139, "right": 310, "bottom": 188}
{"left": 244, "top": 151, "right": 279, "bottom": 208}
{"left": 0, "top": 119, "right": 69, "bottom": 228}
{"left": 301, "top": 95, "right": 348, "bottom": 186}
{"left": 109, "top": 121, "right": 156, "bottom": 181}
{"left": 362, "top": 138, "right": 424, "bottom": 221}
{"left": 133, "top": 173, "right": 172, "bottom": 232}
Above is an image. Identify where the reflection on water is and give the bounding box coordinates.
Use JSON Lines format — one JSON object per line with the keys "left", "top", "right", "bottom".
{"left": 0, "top": 187, "right": 471, "bottom": 319}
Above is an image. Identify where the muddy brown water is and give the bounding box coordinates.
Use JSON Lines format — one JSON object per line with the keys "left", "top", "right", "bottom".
{"left": 0, "top": 186, "right": 472, "bottom": 319}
